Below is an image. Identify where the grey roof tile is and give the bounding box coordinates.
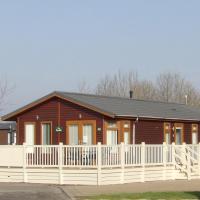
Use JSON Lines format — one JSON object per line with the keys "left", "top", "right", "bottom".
{"left": 57, "top": 91, "right": 200, "bottom": 121}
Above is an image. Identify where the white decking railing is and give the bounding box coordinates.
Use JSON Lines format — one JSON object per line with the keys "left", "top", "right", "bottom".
{"left": 0, "top": 142, "right": 198, "bottom": 169}
{"left": 24, "top": 142, "right": 175, "bottom": 168}
{"left": 0, "top": 142, "right": 200, "bottom": 185}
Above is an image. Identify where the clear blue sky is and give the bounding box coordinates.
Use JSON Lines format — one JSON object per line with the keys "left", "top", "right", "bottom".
{"left": 0, "top": 0, "right": 200, "bottom": 115}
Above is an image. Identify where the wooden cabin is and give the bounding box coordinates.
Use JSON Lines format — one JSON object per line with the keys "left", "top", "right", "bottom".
{"left": 2, "top": 91, "right": 200, "bottom": 145}
{"left": 0, "top": 121, "right": 16, "bottom": 145}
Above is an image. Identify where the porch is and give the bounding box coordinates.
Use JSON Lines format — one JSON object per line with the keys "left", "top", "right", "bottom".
{"left": 0, "top": 142, "right": 199, "bottom": 185}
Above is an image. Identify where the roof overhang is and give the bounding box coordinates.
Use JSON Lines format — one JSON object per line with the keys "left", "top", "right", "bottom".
{"left": 2, "top": 92, "right": 115, "bottom": 121}
{"left": 116, "top": 115, "right": 200, "bottom": 122}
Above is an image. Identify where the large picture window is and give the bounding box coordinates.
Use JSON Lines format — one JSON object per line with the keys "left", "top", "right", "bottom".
{"left": 66, "top": 120, "right": 96, "bottom": 145}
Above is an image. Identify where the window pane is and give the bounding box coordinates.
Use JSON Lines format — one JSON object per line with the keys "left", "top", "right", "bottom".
{"left": 107, "top": 130, "right": 117, "bottom": 145}
{"left": 176, "top": 128, "right": 182, "bottom": 145}
{"left": 124, "top": 131, "right": 130, "bottom": 144}
{"left": 7, "top": 133, "right": 11, "bottom": 145}
{"left": 165, "top": 132, "right": 171, "bottom": 144}
{"left": 83, "top": 125, "right": 93, "bottom": 145}
{"left": 192, "top": 132, "right": 198, "bottom": 144}
{"left": 124, "top": 123, "right": 129, "bottom": 128}
{"left": 25, "top": 124, "right": 35, "bottom": 145}
{"left": 69, "top": 125, "right": 78, "bottom": 145}
{"left": 107, "top": 122, "right": 117, "bottom": 128}
{"left": 42, "top": 123, "right": 51, "bottom": 145}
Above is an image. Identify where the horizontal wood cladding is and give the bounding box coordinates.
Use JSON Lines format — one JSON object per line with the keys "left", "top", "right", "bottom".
{"left": 135, "top": 120, "right": 200, "bottom": 144}
{"left": 135, "top": 121, "right": 164, "bottom": 144}
{"left": 17, "top": 97, "right": 104, "bottom": 145}
{"left": 0, "top": 130, "right": 8, "bottom": 145}
{"left": 16, "top": 96, "right": 200, "bottom": 145}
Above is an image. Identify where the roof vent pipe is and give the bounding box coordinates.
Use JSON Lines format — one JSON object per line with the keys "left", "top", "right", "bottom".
{"left": 129, "top": 90, "right": 133, "bottom": 99}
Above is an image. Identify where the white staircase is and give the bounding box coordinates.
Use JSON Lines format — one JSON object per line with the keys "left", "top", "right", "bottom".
{"left": 173, "top": 143, "right": 200, "bottom": 180}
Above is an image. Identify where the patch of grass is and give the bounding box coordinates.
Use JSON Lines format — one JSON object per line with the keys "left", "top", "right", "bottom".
{"left": 82, "top": 191, "right": 200, "bottom": 200}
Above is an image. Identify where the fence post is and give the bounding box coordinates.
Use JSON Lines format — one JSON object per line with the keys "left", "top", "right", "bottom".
{"left": 163, "top": 142, "right": 166, "bottom": 180}
{"left": 120, "top": 142, "right": 125, "bottom": 184}
{"left": 97, "top": 142, "right": 102, "bottom": 186}
{"left": 182, "top": 142, "right": 186, "bottom": 166}
{"left": 59, "top": 142, "right": 63, "bottom": 184}
{"left": 23, "top": 143, "right": 27, "bottom": 183}
{"left": 183, "top": 143, "right": 191, "bottom": 180}
{"left": 172, "top": 142, "right": 176, "bottom": 180}
{"left": 141, "top": 142, "right": 145, "bottom": 182}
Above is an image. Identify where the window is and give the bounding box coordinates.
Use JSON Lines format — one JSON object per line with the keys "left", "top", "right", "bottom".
{"left": 124, "top": 132, "right": 129, "bottom": 144}
{"left": 107, "top": 122, "right": 117, "bottom": 128}
{"left": 175, "top": 124, "right": 184, "bottom": 145}
{"left": 25, "top": 123, "right": 35, "bottom": 145}
{"left": 66, "top": 120, "right": 96, "bottom": 145}
{"left": 41, "top": 123, "right": 51, "bottom": 145}
{"left": 13, "top": 132, "right": 16, "bottom": 144}
{"left": 83, "top": 124, "right": 93, "bottom": 145}
{"left": 7, "top": 132, "right": 11, "bottom": 145}
{"left": 164, "top": 123, "right": 171, "bottom": 144}
{"left": 24, "top": 123, "right": 35, "bottom": 153}
{"left": 107, "top": 130, "right": 118, "bottom": 145}
{"left": 176, "top": 128, "right": 182, "bottom": 144}
{"left": 106, "top": 121, "right": 119, "bottom": 145}
{"left": 69, "top": 124, "right": 79, "bottom": 145}
{"left": 122, "top": 121, "right": 131, "bottom": 144}
{"left": 192, "top": 124, "right": 198, "bottom": 144}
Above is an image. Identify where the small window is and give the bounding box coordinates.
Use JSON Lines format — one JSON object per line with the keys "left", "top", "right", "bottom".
{"left": 192, "top": 124, "right": 198, "bottom": 144}
{"left": 107, "top": 122, "right": 117, "bottom": 128}
{"left": 164, "top": 123, "right": 171, "bottom": 144}
{"left": 124, "top": 122, "right": 129, "bottom": 128}
{"left": 41, "top": 123, "right": 51, "bottom": 145}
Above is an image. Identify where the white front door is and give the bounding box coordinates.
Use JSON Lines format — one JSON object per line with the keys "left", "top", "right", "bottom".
{"left": 25, "top": 124, "right": 35, "bottom": 145}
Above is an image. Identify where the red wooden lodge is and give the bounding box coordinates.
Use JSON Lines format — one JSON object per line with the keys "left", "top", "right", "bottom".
{"left": 2, "top": 91, "right": 200, "bottom": 146}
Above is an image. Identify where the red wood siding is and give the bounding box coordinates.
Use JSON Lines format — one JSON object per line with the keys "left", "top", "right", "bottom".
{"left": 17, "top": 97, "right": 104, "bottom": 145}
{"left": 14, "top": 96, "right": 200, "bottom": 145}
{"left": 135, "top": 120, "right": 200, "bottom": 144}
{"left": 135, "top": 121, "right": 164, "bottom": 144}
{"left": 0, "top": 130, "right": 8, "bottom": 145}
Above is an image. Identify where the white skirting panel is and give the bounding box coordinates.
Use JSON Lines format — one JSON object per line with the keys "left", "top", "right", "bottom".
{"left": 0, "top": 166, "right": 188, "bottom": 185}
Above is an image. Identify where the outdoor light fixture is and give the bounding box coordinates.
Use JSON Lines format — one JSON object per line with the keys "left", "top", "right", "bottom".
{"left": 36, "top": 115, "right": 39, "bottom": 120}
{"left": 78, "top": 113, "right": 82, "bottom": 119}
{"left": 193, "top": 126, "right": 197, "bottom": 131}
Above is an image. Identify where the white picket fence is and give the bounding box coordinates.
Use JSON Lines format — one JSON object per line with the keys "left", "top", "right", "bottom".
{"left": 0, "top": 142, "right": 199, "bottom": 185}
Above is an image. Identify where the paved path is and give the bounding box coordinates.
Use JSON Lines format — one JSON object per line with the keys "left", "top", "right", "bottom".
{"left": 0, "top": 183, "right": 71, "bottom": 200}
{"left": 0, "top": 180, "right": 200, "bottom": 200}
{"left": 61, "top": 179, "right": 200, "bottom": 199}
